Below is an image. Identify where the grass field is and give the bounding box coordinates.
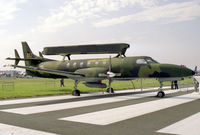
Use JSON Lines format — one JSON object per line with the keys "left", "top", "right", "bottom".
{"left": 0, "top": 78, "right": 193, "bottom": 99}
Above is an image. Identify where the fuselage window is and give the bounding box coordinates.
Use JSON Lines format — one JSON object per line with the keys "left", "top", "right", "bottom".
{"left": 73, "top": 62, "right": 77, "bottom": 67}
{"left": 95, "top": 61, "right": 99, "bottom": 66}
{"left": 87, "top": 61, "right": 91, "bottom": 67}
{"left": 136, "top": 59, "right": 147, "bottom": 64}
{"left": 102, "top": 61, "right": 106, "bottom": 66}
{"left": 66, "top": 63, "right": 70, "bottom": 68}
{"left": 80, "top": 62, "right": 84, "bottom": 67}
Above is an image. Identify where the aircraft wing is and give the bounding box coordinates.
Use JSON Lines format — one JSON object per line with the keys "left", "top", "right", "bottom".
{"left": 12, "top": 65, "right": 85, "bottom": 79}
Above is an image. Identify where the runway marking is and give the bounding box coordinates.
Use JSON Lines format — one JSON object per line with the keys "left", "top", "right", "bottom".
{"left": 0, "top": 95, "right": 77, "bottom": 106}
{"left": 59, "top": 92, "right": 199, "bottom": 125}
{"left": 0, "top": 89, "right": 179, "bottom": 115}
{"left": 0, "top": 87, "right": 164, "bottom": 106}
{"left": 157, "top": 112, "right": 200, "bottom": 135}
{"left": 0, "top": 123, "right": 57, "bottom": 135}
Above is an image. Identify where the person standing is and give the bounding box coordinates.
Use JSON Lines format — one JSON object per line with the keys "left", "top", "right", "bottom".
{"left": 171, "top": 81, "right": 174, "bottom": 89}
{"left": 174, "top": 80, "right": 178, "bottom": 89}
{"left": 60, "top": 78, "right": 65, "bottom": 87}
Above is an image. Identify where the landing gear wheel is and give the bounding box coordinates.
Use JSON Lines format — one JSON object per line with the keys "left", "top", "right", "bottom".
{"left": 72, "top": 90, "right": 80, "bottom": 96}
{"left": 106, "top": 88, "right": 114, "bottom": 93}
{"left": 157, "top": 91, "right": 165, "bottom": 98}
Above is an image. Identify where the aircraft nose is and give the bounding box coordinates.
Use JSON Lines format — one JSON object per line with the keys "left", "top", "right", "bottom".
{"left": 176, "top": 65, "right": 195, "bottom": 77}
{"left": 183, "top": 67, "right": 195, "bottom": 77}
{"left": 159, "top": 64, "right": 194, "bottom": 77}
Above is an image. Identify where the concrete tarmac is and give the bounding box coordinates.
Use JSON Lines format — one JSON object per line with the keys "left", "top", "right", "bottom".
{"left": 0, "top": 87, "right": 199, "bottom": 135}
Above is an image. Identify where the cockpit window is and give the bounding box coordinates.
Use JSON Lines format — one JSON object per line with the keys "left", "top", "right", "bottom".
{"left": 136, "top": 58, "right": 158, "bottom": 64}
{"left": 136, "top": 59, "right": 147, "bottom": 64}
{"left": 145, "top": 58, "right": 158, "bottom": 64}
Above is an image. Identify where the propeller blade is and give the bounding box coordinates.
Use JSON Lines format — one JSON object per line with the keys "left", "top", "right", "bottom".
{"left": 109, "top": 55, "right": 111, "bottom": 72}
{"left": 98, "top": 73, "right": 107, "bottom": 77}
{"left": 98, "top": 56, "right": 121, "bottom": 78}
{"left": 194, "top": 66, "right": 199, "bottom": 75}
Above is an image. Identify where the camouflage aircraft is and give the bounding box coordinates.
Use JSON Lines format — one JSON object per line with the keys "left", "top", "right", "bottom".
{"left": 7, "top": 42, "right": 195, "bottom": 97}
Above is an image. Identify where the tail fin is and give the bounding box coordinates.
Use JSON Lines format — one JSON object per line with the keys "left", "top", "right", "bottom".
{"left": 14, "top": 49, "right": 20, "bottom": 68}
{"left": 22, "top": 42, "right": 41, "bottom": 66}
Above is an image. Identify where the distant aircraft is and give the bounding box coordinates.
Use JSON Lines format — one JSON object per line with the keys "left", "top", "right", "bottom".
{"left": 7, "top": 42, "right": 195, "bottom": 97}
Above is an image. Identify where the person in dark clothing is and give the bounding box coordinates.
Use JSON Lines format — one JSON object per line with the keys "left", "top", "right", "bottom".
{"left": 60, "top": 78, "right": 65, "bottom": 87}
{"left": 171, "top": 81, "right": 174, "bottom": 89}
{"left": 174, "top": 80, "right": 178, "bottom": 89}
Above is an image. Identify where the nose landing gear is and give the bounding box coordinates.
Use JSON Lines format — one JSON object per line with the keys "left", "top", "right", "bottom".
{"left": 157, "top": 81, "right": 165, "bottom": 98}
{"left": 157, "top": 91, "right": 165, "bottom": 98}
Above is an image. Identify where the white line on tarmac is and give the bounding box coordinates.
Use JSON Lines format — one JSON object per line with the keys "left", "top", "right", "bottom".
{"left": 0, "top": 123, "right": 57, "bottom": 135}
{"left": 0, "top": 95, "right": 76, "bottom": 106}
{"left": 59, "top": 92, "right": 199, "bottom": 125}
{"left": 157, "top": 112, "right": 200, "bottom": 135}
{"left": 0, "top": 88, "right": 179, "bottom": 115}
{"left": 0, "top": 87, "right": 165, "bottom": 106}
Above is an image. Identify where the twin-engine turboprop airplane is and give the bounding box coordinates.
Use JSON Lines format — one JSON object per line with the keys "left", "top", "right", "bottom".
{"left": 7, "top": 42, "right": 195, "bottom": 97}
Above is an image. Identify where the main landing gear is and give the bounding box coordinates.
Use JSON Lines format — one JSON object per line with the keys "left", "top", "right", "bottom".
{"left": 72, "top": 80, "right": 80, "bottom": 96}
{"left": 106, "top": 78, "right": 114, "bottom": 93}
{"left": 157, "top": 81, "right": 165, "bottom": 98}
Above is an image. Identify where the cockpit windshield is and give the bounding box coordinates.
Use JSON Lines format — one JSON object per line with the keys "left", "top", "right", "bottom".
{"left": 145, "top": 57, "right": 158, "bottom": 64}
{"left": 136, "top": 57, "right": 158, "bottom": 64}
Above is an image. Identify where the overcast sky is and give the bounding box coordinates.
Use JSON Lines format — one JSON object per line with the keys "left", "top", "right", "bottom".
{"left": 0, "top": 0, "right": 200, "bottom": 70}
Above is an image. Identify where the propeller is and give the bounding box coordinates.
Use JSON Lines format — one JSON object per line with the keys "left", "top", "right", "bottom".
{"left": 193, "top": 66, "right": 199, "bottom": 92}
{"left": 98, "top": 56, "right": 121, "bottom": 93}
{"left": 99, "top": 56, "right": 121, "bottom": 78}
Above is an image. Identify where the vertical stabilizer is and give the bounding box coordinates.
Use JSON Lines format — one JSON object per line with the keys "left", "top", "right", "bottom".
{"left": 22, "top": 42, "right": 35, "bottom": 58}
{"left": 22, "top": 42, "right": 39, "bottom": 66}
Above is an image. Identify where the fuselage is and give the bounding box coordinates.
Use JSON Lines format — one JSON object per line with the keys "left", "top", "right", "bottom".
{"left": 32, "top": 56, "right": 194, "bottom": 80}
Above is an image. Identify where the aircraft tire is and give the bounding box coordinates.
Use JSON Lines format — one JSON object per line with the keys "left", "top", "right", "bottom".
{"left": 157, "top": 91, "right": 165, "bottom": 98}
{"left": 72, "top": 90, "right": 80, "bottom": 96}
{"left": 106, "top": 88, "right": 114, "bottom": 93}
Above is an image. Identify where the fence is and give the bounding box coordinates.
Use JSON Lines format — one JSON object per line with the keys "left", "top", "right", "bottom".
{"left": 1, "top": 81, "right": 15, "bottom": 90}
